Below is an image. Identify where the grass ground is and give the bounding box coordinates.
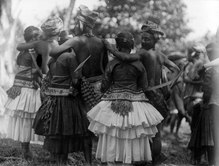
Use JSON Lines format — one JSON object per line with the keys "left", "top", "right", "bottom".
{"left": 0, "top": 120, "right": 192, "bottom": 166}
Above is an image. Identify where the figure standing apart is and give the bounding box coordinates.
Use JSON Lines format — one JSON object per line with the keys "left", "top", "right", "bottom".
{"left": 188, "top": 43, "right": 217, "bottom": 165}
{"left": 5, "top": 26, "right": 42, "bottom": 160}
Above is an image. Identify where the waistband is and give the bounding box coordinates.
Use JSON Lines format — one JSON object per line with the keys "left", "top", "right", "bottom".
{"left": 102, "top": 88, "right": 148, "bottom": 102}
{"left": 14, "top": 78, "right": 34, "bottom": 89}
{"left": 44, "top": 87, "right": 70, "bottom": 96}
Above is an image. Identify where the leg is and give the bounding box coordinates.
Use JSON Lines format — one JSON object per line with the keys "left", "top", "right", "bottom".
{"left": 170, "top": 114, "right": 177, "bottom": 133}
{"left": 212, "top": 105, "right": 219, "bottom": 165}
{"left": 21, "top": 142, "right": 33, "bottom": 160}
{"left": 59, "top": 153, "right": 68, "bottom": 164}
{"left": 151, "top": 123, "right": 167, "bottom": 165}
{"left": 207, "top": 147, "right": 214, "bottom": 165}
{"left": 151, "top": 124, "right": 161, "bottom": 159}
{"left": 193, "top": 150, "right": 201, "bottom": 165}
{"left": 83, "top": 136, "right": 92, "bottom": 165}
{"left": 175, "top": 113, "right": 183, "bottom": 137}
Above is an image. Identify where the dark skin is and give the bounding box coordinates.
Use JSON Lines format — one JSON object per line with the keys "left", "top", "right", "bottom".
{"left": 66, "top": 35, "right": 108, "bottom": 78}
{"left": 17, "top": 30, "right": 86, "bottom": 74}
{"left": 17, "top": 26, "right": 108, "bottom": 78}
{"left": 18, "top": 28, "right": 42, "bottom": 160}
{"left": 102, "top": 45, "right": 147, "bottom": 93}
{"left": 62, "top": 21, "right": 108, "bottom": 78}
{"left": 64, "top": 22, "right": 108, "bottom": 166}
{"left": 104, "top": 31, "right": 179, "bottom": 164}
{"left": 166, "top": 59, "right": 192, "bottom": 136}
{"left": 18, "top": 22, "right": 107, "bottom": 165}
{"left": 104, "top": 32, "right": 179, "bottom": 87}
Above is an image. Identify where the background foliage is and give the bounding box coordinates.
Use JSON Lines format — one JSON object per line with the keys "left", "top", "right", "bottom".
{"left": 93, "top": 0, "right": 191, "bottom": 53}
{"left": 0, "top": 0, "right": 215, "bottom": 88}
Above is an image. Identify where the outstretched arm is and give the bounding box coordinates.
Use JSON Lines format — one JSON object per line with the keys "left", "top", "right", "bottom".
{"left": 103, "top": 39, "right": 140, "bottom": 62}
{"left": 49, "top": 37, "right": 81, "bottom": 58}
{"left": 17, "top": 41, "right": 38, "bottom": 51}
{"left": 17, "top": 37, "right": 80, "bottom": 59}
{"left": 159, "top": 51, "right": 180, "bottom": 72}
{"left": 163, "top": 54, "right": 180, "bottom": 72}
{"left": 204, "top": 58, "right": 219, "bottom": 68}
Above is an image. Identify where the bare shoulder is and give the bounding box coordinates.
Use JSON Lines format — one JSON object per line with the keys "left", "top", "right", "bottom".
{"left": 84, "top": 35, "right": 104, "bottom": 46}
{"left": 35, "top": 40, "right": 49, "bottom": 49}
{"left": 69, "top": 36, "right": 81, "bottom": 42}
{"left": 156, "top": 50, "right": 167, "bottom": 63}
{"left": 63, "top": 36, "right": 83, "bottom": 50}
{"left": 139, "top": 49, "right": 155, "bottom": 61}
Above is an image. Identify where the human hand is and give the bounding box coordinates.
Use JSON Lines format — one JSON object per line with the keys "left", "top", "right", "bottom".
{"left": 103, "top": 39, "right": 114, "bottom": 52}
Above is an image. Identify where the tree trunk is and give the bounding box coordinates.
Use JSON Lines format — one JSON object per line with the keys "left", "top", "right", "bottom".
{"left": 0, "top": 0, "right": 22, "bottom": 88}
{"left": 64, "top": 0, "right": 76, "bottom": 31}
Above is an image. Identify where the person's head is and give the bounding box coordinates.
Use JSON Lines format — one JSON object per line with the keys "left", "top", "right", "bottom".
{"left": 141, "top": 16, "right": 164, "bottom": 50}
{"left": 141, "top": 32, "right": 156, "bottom": 50}
{"left": 24, "top": 26, "right": 41, "bottom": 42}
{"left": 187, "top": 43, "right": 209, "bottom": 79}
{"left": 59, "top": 30, "right": 70, "bottom": 42}
{"left": 73, "top": 5, "right": 98, "bottom": 36}
{"left": 187, "top": 43, "right": 208, "bottom": 64}
{"left": 41, "top": 16, "right": 63, "bottom": 38}
{"left": 206, "top": 42, "right": 218, "bottom": 61}
{"left": 115, "top": 31, "right": 134, "bottom": 53}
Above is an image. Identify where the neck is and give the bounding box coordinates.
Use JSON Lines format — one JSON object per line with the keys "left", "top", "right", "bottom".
{"left": 119, "top": 48, "right": 131, "bottom": 53}
{"left": 141, "top": 43, "right": 155, "bottom": 51}
{"left": 83, "top": 28, "right": 93, "bottom": 36}
{"left": 45, "top": 35, "right": 59, "bottom": 42}
{"left": 142, "top": 46, "right": 154, "bottom": 51}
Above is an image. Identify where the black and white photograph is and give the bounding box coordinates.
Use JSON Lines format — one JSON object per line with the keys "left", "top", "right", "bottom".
{"left": 0, "top": 0, "right": 219, "bottom": 165}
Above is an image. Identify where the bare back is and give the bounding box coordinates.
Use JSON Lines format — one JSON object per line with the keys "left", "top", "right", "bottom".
{"left": 73, "top": 36, "right": 108, "bottom": 78}
{"left": 140, "top": 49, "right": 163, "bottom": 86}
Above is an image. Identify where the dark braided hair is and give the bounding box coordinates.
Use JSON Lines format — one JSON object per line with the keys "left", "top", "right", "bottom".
{"left": 24, "top": 26, "right": 40, "bottom": 42}
{"left": 115, "top": 31, "right": 134, "bottom": 50}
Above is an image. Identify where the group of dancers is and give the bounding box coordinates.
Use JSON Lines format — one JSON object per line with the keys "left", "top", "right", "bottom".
{"left": 1, "top": 5, "right": 164, "bottom": 166}
{"left": 0, "top": 4, "right": 219, "bottom": 166}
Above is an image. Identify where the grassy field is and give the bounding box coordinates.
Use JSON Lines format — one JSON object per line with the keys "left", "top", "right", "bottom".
{"left": 0, "top": 138, "right": 100, "bottom": 166}
{"left": 0, "top": 120, "right": 192, "bottom": 166}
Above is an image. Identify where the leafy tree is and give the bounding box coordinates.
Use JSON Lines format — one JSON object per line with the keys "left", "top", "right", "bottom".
{"left": 93, "top": 0, "right": 191, "bottom": 53}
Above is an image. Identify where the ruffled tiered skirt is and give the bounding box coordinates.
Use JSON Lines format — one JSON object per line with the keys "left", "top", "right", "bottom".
{"left": 33, "top": 95, "right": 92, "bottom": 154}
{"left": 87, "top": 101, "right": 163, "bottom": 164}
{"left": 4, "top": 87, "right": 42, "bottom": 142}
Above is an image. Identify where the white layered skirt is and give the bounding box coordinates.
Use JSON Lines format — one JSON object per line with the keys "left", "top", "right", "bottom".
{"left": 5, "top": 87, "right": 42, "bottom": 142}
{"left": 87, "top": 100, "right": 163, "bottom": 164}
